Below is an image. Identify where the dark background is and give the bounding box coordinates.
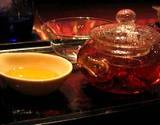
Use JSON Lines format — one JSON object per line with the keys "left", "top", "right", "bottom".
{"left": 32, "top": 0, "right": 160, "bottom": 22}
{"left": 33, "top": 0, "right": 159, "bottom": 4}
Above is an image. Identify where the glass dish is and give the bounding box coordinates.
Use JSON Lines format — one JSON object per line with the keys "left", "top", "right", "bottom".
{"left": 42, "top": 17, "right": 111, "bottom": 63}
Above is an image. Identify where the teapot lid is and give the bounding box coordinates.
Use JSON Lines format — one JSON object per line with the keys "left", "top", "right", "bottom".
{"left": 90, "top": 9, "right": 160, "bottom": 57}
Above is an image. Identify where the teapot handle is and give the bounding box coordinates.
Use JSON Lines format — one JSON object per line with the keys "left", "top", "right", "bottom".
{"left": 79, "top": 56, "right": 109, "bottom": 78}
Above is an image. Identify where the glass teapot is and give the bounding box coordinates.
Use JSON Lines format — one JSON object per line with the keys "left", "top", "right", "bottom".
{"left": 77, "top": 9, "right": 160, "bottom": 95}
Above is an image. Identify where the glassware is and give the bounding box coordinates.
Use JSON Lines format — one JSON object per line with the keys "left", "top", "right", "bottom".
{"left": 42, "top": 17, "right": 111, "bottom": 63}
{"left": 0, "top": 0, "right": 34, "bottom": 43}
{"left": 77, "top": 9, "right": 160, "bottom": 95}
{"left": 153, "top": 5, "right": 160, "bottom": 24}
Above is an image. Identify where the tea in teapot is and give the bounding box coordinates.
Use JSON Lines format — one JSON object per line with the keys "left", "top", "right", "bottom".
{"left": 77, "top": 9, "right": 160, "bottom": 94}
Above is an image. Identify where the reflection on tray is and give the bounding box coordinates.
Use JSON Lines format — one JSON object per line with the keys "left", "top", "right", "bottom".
{"left": 0, "top": 27, "right": 160, "bottom": 124}
{"left": 0, "top": 87, "right": 69, "bottom": 123}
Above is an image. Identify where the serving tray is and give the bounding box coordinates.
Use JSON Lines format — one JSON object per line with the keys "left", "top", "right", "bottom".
{"left": 1, "top": 35, "right": 160, "bottom": 125}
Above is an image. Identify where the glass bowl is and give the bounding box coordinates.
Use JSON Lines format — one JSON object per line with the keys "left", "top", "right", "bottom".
{"left": 42, "top": 17, "right": 111, "bottom": 63}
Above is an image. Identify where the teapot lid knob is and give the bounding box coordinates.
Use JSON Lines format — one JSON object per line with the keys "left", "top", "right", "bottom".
{"left": 90, "top": 8, "right": 160, "bottom": 58}
{"left": 116, "top": 9, "right": 136, "bottom": 23}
